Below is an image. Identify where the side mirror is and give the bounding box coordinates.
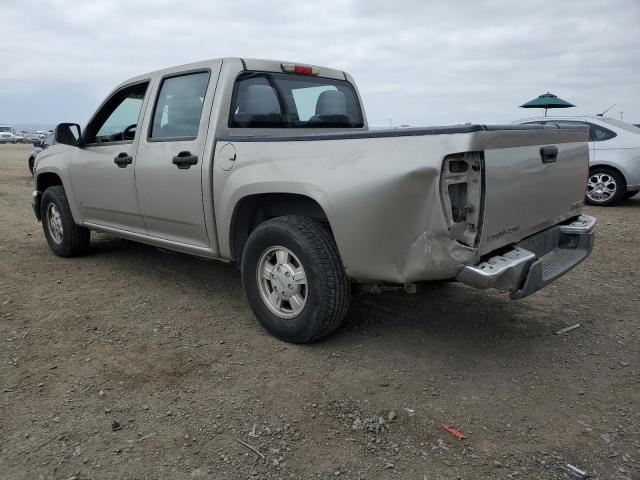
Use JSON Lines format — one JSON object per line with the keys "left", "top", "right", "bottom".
{"left": 54, "top": 123, "right": 82, "bottom": 147}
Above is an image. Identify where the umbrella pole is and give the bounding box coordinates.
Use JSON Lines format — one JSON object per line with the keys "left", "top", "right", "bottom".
{"left": 544, "top": 108, "right": 547, "bottom": 117}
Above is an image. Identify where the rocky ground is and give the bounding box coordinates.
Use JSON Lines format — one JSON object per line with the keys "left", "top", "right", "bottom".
{"left": 1, "top": 143, "right": 639, "bottom": 479}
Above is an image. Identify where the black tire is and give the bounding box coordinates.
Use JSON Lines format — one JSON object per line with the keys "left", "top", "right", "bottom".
{"left": 28, "top": 157, "right": 34, "bottom": 176}
{"left": 623, "top": 190, "right": 639, "bottom": 200}
{"left": 40, "top": 185, "right": 90, "bottom": 257}
{"left": 241, "top": 215, "right": 350, "bottom": 343}
{"left": 585, "top": 166, "right": 626, "bottom": 206}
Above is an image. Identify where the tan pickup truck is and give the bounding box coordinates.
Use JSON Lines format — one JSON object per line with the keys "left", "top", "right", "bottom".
{"left": 32, "top": 57, "right": 595, "bottom": 343}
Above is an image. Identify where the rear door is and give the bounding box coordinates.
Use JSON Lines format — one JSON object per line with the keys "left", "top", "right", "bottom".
{"left": 134, "top": 63, "right": 221, "bottom": 247}
{"left": 478, "top": 126, "right": 589, "bottom": 255}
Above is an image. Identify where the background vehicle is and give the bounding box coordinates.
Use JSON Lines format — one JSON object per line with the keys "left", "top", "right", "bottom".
{"left": 22, "top": 133, "right": 43, "bottom": 145}
{"left": 32, "top": 58, "right": 595, "bottom": 343}
{"left": 0, "top": 124, "right": 17, "bottom": 143}
{"left": 27, "top": 133, "right": 55, "bottom": 175}
{"left": 515, "top": 116, "right": 640, "bottom": 205}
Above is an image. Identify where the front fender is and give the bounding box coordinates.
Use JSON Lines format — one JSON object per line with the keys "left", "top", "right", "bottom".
{"left": 34, "top": 146, "right": 83, "bottom": 225}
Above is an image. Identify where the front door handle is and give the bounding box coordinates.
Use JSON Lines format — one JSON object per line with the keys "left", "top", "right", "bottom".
{"left": 172, "top": 151, "right": 198, "bottom": 170}
{"left": 540, "top": 146, "right": 558, "bottom": 164}
{"left": 114, "top": 152, "right": 133, "bottom": 168}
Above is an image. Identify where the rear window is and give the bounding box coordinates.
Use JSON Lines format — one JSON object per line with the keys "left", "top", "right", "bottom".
{"left": 229, "top": 71, "right": 364, "bottom": 128}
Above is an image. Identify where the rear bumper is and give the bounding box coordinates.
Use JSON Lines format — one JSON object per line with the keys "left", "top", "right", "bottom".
{"left": 456, "top": 215, "right": 595, "bottom": 299}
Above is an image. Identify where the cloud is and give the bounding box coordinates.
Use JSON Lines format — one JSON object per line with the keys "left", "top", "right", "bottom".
{"left": 1, "top": 0, "right": 638, "bottom": 126}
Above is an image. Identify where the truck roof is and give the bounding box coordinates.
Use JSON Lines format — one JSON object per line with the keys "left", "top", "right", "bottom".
{"left": 116, "top": 57, "right": 348, "bottom": 90}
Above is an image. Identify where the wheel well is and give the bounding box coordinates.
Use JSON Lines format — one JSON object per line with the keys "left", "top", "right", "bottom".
{"left": 230, "top": 193, "right": 329, "bottom": 262}
{"left": 590, "top": 164, "right": 627, "bottom": 184}
{"left": 37, "top": 172, "right": 63, "bottom": 192}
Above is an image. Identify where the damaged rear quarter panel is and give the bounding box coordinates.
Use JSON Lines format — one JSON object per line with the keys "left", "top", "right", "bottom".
{"left": 214, "top": 133, "right": 480, "bottom": 283}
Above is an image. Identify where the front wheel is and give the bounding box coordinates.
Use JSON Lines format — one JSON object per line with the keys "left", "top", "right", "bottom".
{"left": 241, "top": 216, "right": 350, "bottom": 343}
{"left": 41, "top": 185, "right": 90, "bottom": 257}
{"left": 586, "top": 167, "right": 626, "bottom": 206}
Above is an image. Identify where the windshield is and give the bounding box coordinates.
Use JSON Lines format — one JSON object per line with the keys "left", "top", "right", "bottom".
{"left": 600, "top": 117, "right": 640, "bottom": 134}
{"left": 229, "top": 71, "right": 364, "bottom": 128}
{"left": 0, "top": 126, "right": 12, "bottom": 133}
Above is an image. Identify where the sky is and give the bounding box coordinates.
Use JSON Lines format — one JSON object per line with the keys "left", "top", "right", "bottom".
{"left": 1, "top": 0, "right": 639, "bottom": 128}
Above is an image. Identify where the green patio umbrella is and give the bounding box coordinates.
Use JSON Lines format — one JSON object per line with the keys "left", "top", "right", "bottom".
{"left": 520, "top": 92, "right": 575, "bottom": 117}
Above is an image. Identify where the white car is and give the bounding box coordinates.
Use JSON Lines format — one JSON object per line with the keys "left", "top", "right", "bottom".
{"left": 515, "top": 116, "right": 640, "bottom": 205}
{"left": 0, "top": 124, "right": 17, "bottom": 144}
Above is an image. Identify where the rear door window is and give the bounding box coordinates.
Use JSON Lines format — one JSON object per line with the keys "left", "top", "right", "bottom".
{"left": 230, "top": 72, "right": 364, "bottom": 128}
{"left": 150, "top": 71, "right": 210, "bottom": 140}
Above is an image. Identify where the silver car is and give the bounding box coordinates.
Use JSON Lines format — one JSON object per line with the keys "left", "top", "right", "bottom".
{"left": 515, "top": 116, "right": 640, "bottom": 205}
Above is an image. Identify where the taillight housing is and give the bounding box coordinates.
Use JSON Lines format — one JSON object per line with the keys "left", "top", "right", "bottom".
{"left": 440, "top": 152, "right": 483, "bottom": 247}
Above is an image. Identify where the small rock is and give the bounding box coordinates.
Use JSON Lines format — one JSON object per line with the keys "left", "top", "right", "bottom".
{"left": 98, "top": 390, "right": 105, "bottom": 397}
{"left": 111, "top": 421, "right": 122, "bottom": 431}
{"left": 104, "top": 408, "right": 111, "bottom": 414}
{"left": 53, "top": 416, "right": 60, "bottom": 423}
{"left": 272, "top": 458, "right": 280, "bottom": 467}
{"left": 388, "top": 411, "right": 397, "bottom": 421}
{"left": 73, "top": 445, "right": 81, "bottom": 456}
{"left": 385, "top": 463, "right": 395, "bottom": 469}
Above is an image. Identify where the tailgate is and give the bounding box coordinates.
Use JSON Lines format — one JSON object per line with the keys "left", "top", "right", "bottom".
{"left": 478, "top": 126, "right": 589, "bottom": 255}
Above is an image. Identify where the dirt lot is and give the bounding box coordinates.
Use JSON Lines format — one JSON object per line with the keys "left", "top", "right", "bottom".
{"left": 1, "top": 143, "right": 639, "bottom": 480}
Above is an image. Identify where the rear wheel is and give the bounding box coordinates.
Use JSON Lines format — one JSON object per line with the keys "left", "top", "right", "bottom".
{"left": 241, "top": 215, "right": 350, "bottom": 343}
{"left": 586, "top": 167, "right": 626, "bottom": 206}
{"left": 41, "top": 185, "right": 90, "bottom": 257}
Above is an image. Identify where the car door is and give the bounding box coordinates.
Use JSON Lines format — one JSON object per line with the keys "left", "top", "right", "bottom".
{"left": 69, "top": 80, "right": 151, "bottom": 234}
{"left": 543, "top": 120, "right": 595, "bottom": 162}
{"left": 134, "top": 65, "right": 219, "bottom": 247}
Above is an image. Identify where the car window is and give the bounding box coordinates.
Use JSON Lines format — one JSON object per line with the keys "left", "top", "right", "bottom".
{"left": 586, "top": 123, "right": 617, "bottom": 142}
{"left": 84, "top": 82, "right": 148, "bottom": 144}
{"left": 229, "top": 71, "right": 364, "bottom": 128}
{"left": 43, "top": 134, "right": 54, "bottom": 147}
{"left": 150, "top": 71, "right": 210, "bottom": 140}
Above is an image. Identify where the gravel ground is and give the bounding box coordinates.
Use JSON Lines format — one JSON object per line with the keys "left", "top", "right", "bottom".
{"left": 1, "top": 143, "right": 639, "bottom": 480}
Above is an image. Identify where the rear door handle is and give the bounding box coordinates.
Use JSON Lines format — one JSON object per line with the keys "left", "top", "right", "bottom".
{"left": 540, "top": 146, "right": 558, "bottom": 163}
{"left": 114, "top": 152, "right": 133, "bottom": 168}
{"left": 172, "top": 151, "right": 198, "bottom": 169}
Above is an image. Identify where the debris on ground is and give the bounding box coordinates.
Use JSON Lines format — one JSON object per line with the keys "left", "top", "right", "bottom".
{"left": 440, "top": 424, "right": 465, "bottom": 440}
{"left": 555, "top": 323, "right": 581, "bottom": 335}
{"left": 564, "top": 464, "right": 586, "bottom": 478}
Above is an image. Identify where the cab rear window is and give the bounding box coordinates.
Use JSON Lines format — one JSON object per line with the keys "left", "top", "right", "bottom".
{"left": 229, "top": 71, "right": 364, "bottom": 128}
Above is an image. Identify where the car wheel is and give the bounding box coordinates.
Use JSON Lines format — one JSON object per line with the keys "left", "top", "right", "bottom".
{"left": 586, "top": 167, "right": 626, "bottom": 206}
{"left": 41, "top": 185, "right": 90, "bottom": 257}
{"left": 241, "top": 215, "right": 350, "bottom": 343}
{"left": 623, "top": 190, "right": 639, "bottom": 200}
{"left": 28, "top": 157, "right": 34, "bottom": 176}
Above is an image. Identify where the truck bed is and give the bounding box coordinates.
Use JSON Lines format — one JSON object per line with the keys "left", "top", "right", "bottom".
{"left": 214, "top": 123, "right": 589, "bottom": 283}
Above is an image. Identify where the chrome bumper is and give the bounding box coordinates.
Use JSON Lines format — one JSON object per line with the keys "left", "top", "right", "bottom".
{"left": 457, "top": 215, "right": 596, "bottom": 299}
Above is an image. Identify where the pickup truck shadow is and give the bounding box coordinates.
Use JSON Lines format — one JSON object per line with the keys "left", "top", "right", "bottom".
{"left": 87, "top": 234, "right": 557, "bottom": 355}
{"left": 338, "top": 284, "right": 557, "bottom": 352}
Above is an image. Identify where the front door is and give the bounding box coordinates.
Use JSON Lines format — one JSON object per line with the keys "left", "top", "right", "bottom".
{"left": 134, "top": 67, "right": 218, "bottom": 247}
{"left": 69, "top": 81, "right": 151, "bottom": 234}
